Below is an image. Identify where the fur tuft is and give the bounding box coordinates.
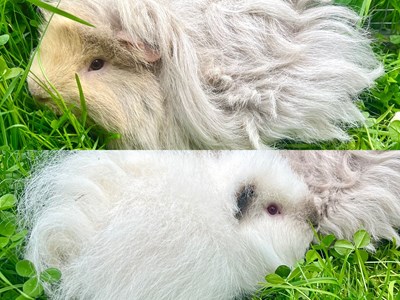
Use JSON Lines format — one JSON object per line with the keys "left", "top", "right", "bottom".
{"left": 284, "top": 151, "right": 400, "bottom": 248}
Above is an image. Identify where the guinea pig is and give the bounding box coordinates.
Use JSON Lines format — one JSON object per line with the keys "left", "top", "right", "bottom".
{"left": 28, "top": 0, "right": 383, "bottom": 149}
{"left": 19, "top": 151, "right": 400, "bottom": 300}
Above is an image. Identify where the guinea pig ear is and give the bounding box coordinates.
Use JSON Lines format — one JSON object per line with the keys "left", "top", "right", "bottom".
{"left": 116, "top": 31, "right": 161, "bottom": 63}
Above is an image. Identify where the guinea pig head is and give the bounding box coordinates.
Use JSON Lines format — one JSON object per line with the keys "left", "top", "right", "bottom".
{"left": 220, "top": 152, "right": 319, "bottom": 273}
{"left": 28, "top": 2, "right": 164, "bottom": 149}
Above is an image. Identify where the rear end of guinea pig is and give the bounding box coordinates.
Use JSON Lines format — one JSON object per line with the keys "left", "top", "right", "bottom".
{"left": 283, "top": 151, "right": 400, "bottom": 247}
{"left": 28, "top": 0, "right": 383, "bottom": 149}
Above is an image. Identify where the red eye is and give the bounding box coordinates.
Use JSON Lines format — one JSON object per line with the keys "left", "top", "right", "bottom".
{"left": 266, "top": 204, "right": 280, "bottom": 215}
{"left": 89, "top": 59, "right": 105, "bottom": 71}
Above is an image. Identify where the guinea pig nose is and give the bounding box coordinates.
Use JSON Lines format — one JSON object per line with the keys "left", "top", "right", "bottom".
{"left": 308, "top": 211, "right": 320, "bottom": 228}
{"left": 34, "top": 95, "right": 51, "bottom": 103}
{"left": 30, "top": 87, "right": 51, "bottom": 103}
{"left": 305, "top": 201, "right": 321, "bottom": 228}
{"left": 28, "top": 79, "right": 51, "bottom": 102}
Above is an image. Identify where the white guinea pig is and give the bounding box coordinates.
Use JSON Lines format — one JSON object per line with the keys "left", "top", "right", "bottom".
{"left": 28, "top": 0, "right": 383, "bottom": 149}
{"left": 19, "top": 151, "right": 400, "bottom": 300}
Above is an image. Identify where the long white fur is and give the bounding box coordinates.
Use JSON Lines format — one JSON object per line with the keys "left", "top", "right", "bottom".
{"left": 29, "top": 0, "right": 383, "bottom": 149}
{"left": 19, "top": 151, "right": 400, "bottom": 299}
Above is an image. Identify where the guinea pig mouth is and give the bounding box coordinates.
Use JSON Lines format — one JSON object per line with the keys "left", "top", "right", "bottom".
{"left": 33, "top": 98, "right": 63, "bottom": 116}
{"left": 33, "top": 95, "right": 51, "bottom": 103}
{"left": 304, "top": 200, "right": 320, "bottom": 229}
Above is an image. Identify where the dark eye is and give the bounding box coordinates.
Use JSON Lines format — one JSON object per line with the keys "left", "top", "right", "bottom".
{"left": 89, "top": 59, "right": 105, "bottom": 71}
{"left": 235, "top": 184, "right": 255, "bottom": 220}
{"left": 266, "top": 204, "right": 280, "bottom": 216}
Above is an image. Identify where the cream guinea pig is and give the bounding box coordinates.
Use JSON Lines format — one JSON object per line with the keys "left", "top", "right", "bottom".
{"left": 19, "top": 151, "right": 400, "bottom": 299}
{"left": 28, "top": 0, "right": 383, "bottom": 149}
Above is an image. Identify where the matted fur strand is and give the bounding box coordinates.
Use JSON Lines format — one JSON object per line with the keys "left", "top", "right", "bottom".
{"left": 19, "top": 151, "right": 400, "bottom": 299}
{"left": 28, "top": 0, "right": 383, "bottom": 149}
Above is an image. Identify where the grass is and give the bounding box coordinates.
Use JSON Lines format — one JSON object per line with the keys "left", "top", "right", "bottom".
{"left": 254, "top": 231, "right": 400, "bottom": 299}
{"left": 0, "top": 0, "right": 111, "bottom": 150}
{"left": 0, "top": 0, "right": 399, "bottom": 150}
{"left": 0, "top": 151, "right": 46, "bottom": 300}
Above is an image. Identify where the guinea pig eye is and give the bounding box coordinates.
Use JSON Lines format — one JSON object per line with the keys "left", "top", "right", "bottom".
{"left": 266, "top": 204, "right": 280, "bottom": 216}
{"left": 89, "top": 59, "right": 105, "bottom": 71}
